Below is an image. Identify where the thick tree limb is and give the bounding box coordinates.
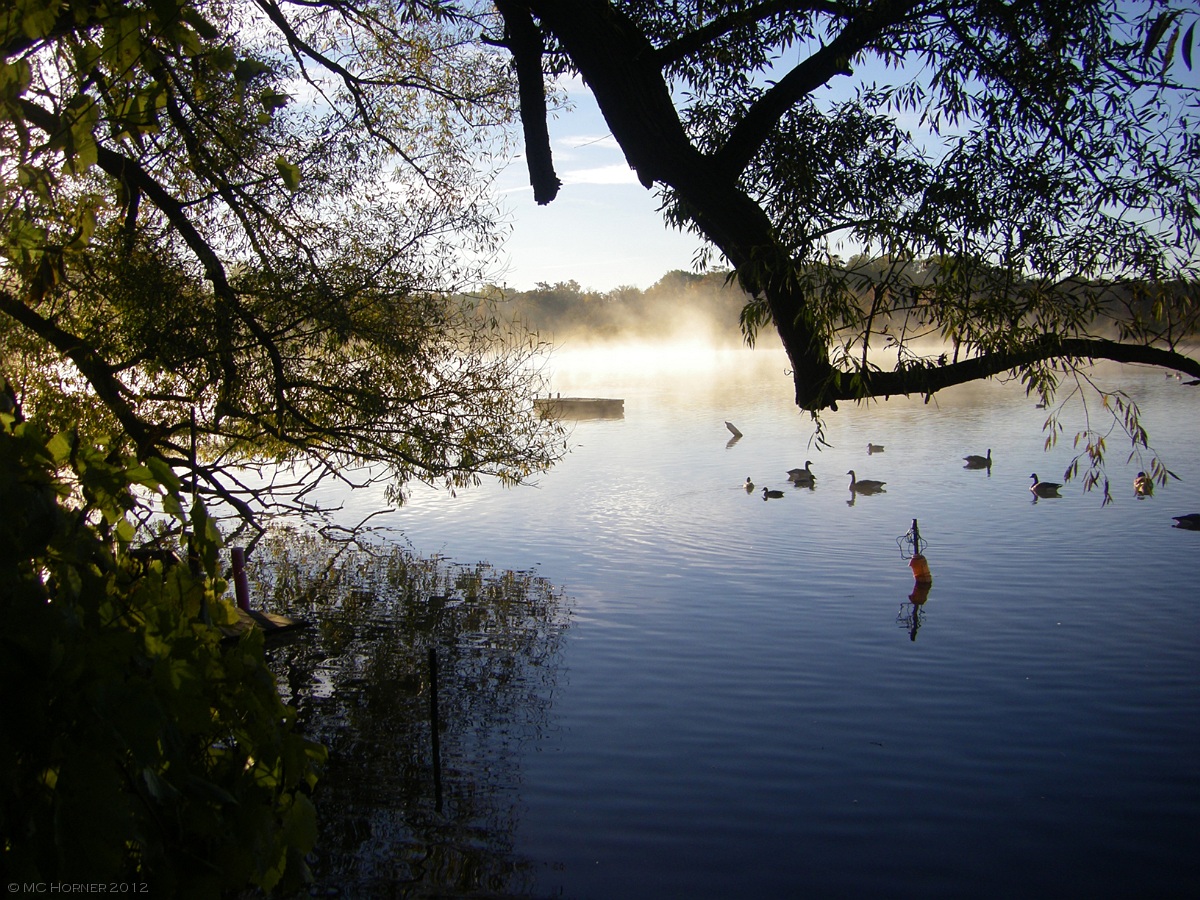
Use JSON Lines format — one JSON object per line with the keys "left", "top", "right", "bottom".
{"left": 525, "top": 0, "right": 700, "bottom": 189}
{"left": 496, "top": 0, "right": 561, "bottom": 204}
{"left": 817, "top": 336, "right": 1200, "bottom": 411}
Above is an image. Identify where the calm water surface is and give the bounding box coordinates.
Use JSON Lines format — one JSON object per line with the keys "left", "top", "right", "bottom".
{"left": 265, "top": 345, "right": 1199, "bottom": 898}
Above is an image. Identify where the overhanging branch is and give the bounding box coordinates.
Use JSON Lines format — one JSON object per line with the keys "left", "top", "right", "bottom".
{"left": 817, "top": 335, "right": 1200, "bottom": 410}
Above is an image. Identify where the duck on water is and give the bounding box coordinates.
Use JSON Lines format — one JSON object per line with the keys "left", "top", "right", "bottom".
{"left": 847, "top": 470, "right": 886, "bottom": 493}
{"left": 1029, "top": 474, "right": 1062, "bottom": 498}
{"left": 787, "top": 462, "right": 816, "bottom": 485}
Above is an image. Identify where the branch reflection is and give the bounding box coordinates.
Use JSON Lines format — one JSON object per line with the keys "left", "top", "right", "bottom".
{"left": 248, "top": 529, "right": 570, "bottom": 897}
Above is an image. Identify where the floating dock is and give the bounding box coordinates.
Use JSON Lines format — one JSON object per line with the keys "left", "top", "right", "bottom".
{"left": 533, "top": 396, "right": 624, "bottom": 420}
{"left": 220, "top": 608, "right": 308, "bottom": 645}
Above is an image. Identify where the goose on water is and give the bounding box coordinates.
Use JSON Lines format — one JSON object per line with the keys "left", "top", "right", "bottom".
{"left": 964, "top": 449, "right": 992, "bottom": 469}
{"left": 1029, "top": 473, "right": 1062, "bottom": 497}
{"left": 867, "top": 443, "right": 885, "bottom": 454}
{"left": 1134, "top": 472, "right": 1153, "bottom": 496}
{"left": 1171, "top": 513, "right": 1200, "bottom": 530}
{"left": 847, "top": 470, "right": 886, "bottom": 493}
{"left": 762, "top": 487, "right": 785, "bottom": 499}
{"left": 787, "top": 461, "right": 816, "bottom": 484}
{"left": 744, "top": 477, "right": 755, "bottom": 492}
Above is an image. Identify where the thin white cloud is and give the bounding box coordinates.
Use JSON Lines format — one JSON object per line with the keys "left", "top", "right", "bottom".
{"left": 556, "top": 133, "right": 621, "bottom": 152}
{"left": 562, "top": 164, "right": 639, "bottom": 186}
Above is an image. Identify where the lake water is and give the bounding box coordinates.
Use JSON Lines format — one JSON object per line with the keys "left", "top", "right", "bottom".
{"left": 257, "top": 344, "right": 1200, "bottom": 898}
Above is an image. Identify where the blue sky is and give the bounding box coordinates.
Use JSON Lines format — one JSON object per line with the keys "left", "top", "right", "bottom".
{"left": 492, "top": 75, "right": 708, "bottom": 292}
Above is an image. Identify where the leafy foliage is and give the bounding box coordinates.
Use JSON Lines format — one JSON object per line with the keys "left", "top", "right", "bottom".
{"left": 1, "top": 0, "right": 563, "bottom": 531}
{"left": 0, "top": 410, "right": 325, "bottom": 894}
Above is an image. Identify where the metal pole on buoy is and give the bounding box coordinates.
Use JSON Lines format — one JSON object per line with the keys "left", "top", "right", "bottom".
{"left": 908, "top": 518, "right": 933, "bottom": 584}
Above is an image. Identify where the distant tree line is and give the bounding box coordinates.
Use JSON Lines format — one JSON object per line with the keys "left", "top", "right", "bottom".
{"left": 488, "top": 269, "right": 750, "bottom": 345}
{"left": 483, "top": 262, "right": 1197, "bottom": 352}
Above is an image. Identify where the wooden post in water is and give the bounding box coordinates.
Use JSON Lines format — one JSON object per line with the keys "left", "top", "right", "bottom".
{"left": 231, "top": 547, "right": 251, "bottom": 611}
{"left": 428, "top": 646, "right": 443, "bottom": 811}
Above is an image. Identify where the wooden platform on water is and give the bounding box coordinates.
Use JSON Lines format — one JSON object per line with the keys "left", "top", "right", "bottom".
{"left": 220, "top": 608, "right": 309, "bottom": 645}
{"left": 533, "top": 396, "right": 624, "bottom": 420}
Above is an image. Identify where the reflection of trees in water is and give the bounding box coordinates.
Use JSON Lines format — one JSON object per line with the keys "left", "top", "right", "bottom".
{"left": 247, "top": 529, "right": 570, "bottom": 897}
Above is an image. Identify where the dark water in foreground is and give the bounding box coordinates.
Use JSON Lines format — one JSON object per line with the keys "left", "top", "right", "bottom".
{"left": 257, "top": 346, "right": 1200, "bottom": 898}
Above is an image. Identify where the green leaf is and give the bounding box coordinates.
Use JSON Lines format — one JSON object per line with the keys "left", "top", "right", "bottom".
{"left": 1143, "top": 10, "right": 1182, "bottom": 65}
{"left": 19, "top": 1, "right": 60, "bottom": 40}
{"left": 146, "top": 455, "right": 183, "bottom": 491}
{"left": 282, "top": 792, "right": 319, "bottom": 853}
{"left": 275, "top": 156, "right": 301, "bottom": 192}
{"left": 180, "top": 7, "right": 221, "bottom": 41}
{"left": 115, "top": 516, "right": 135, "bottom": 545}
{"left": 46, "top": 430, "right": 73, "bottom": 463}
{"left": 142, "top": 766, "right": 182, "bottom": 802}
{"left": 66, "top": 206, "right": 97, "bottom": 250}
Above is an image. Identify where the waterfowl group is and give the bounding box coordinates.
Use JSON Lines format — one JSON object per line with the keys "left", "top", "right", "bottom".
{"left": 847, "top": 470, "right": 886, "bottom": 493}
{"left": 963, "top": 449, "right": 992, "bottom": 469}
{"left": 1029, "top": 474, "right": 1062, "bottom": 498}
{"left": 739, "top": 441, "right": 1183, "bottom": 518}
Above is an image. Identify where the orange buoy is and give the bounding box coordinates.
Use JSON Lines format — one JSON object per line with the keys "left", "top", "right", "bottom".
{"left": 909, "top": 553, "right": 933, "bottom": 585}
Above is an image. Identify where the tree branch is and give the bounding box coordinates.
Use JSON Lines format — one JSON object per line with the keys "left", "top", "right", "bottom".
{"left": 821, "top": 335, "right": 1200, "bottom": 410}
{"left": 0, "top": 289, "right": 159, "bottom": 458}
{"left": 495, "top": 0, "right": 561, "bottom": 203}
{"left": 654, "top": 1, "right": 846, "bottom": 68}
{"left": 714, "top": 0, "right": 922, "bottom": 178}
{"left": 2, "top": 1, "right": 106, "bottom": 58}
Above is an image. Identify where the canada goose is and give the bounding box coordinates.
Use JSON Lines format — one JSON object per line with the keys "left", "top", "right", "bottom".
{"left": 1029, "top": 473, "right": 1062, "bottom": 497}
{"left": 1134, "top": 472, "right": 1153, "bottom": 496}
{"left": 744, "top": 477, "right": 755, "bottom": 492}
{"left": 1171, "top": 513, "right": 1200, "bottom": 530}
{"left": 786, "top": 461, "right": 816, "bottom": 484}
{"left": 867, "top": 443, "right": 885, "bottom": 454}
{"left": 847, "top": 470, "right": 886, "bottom": 493}
{"left": 762, "top": 487, "right": 784, "bottom": 499}
{"left": 963, "top": 449, "right": 992, "bottom": 469}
